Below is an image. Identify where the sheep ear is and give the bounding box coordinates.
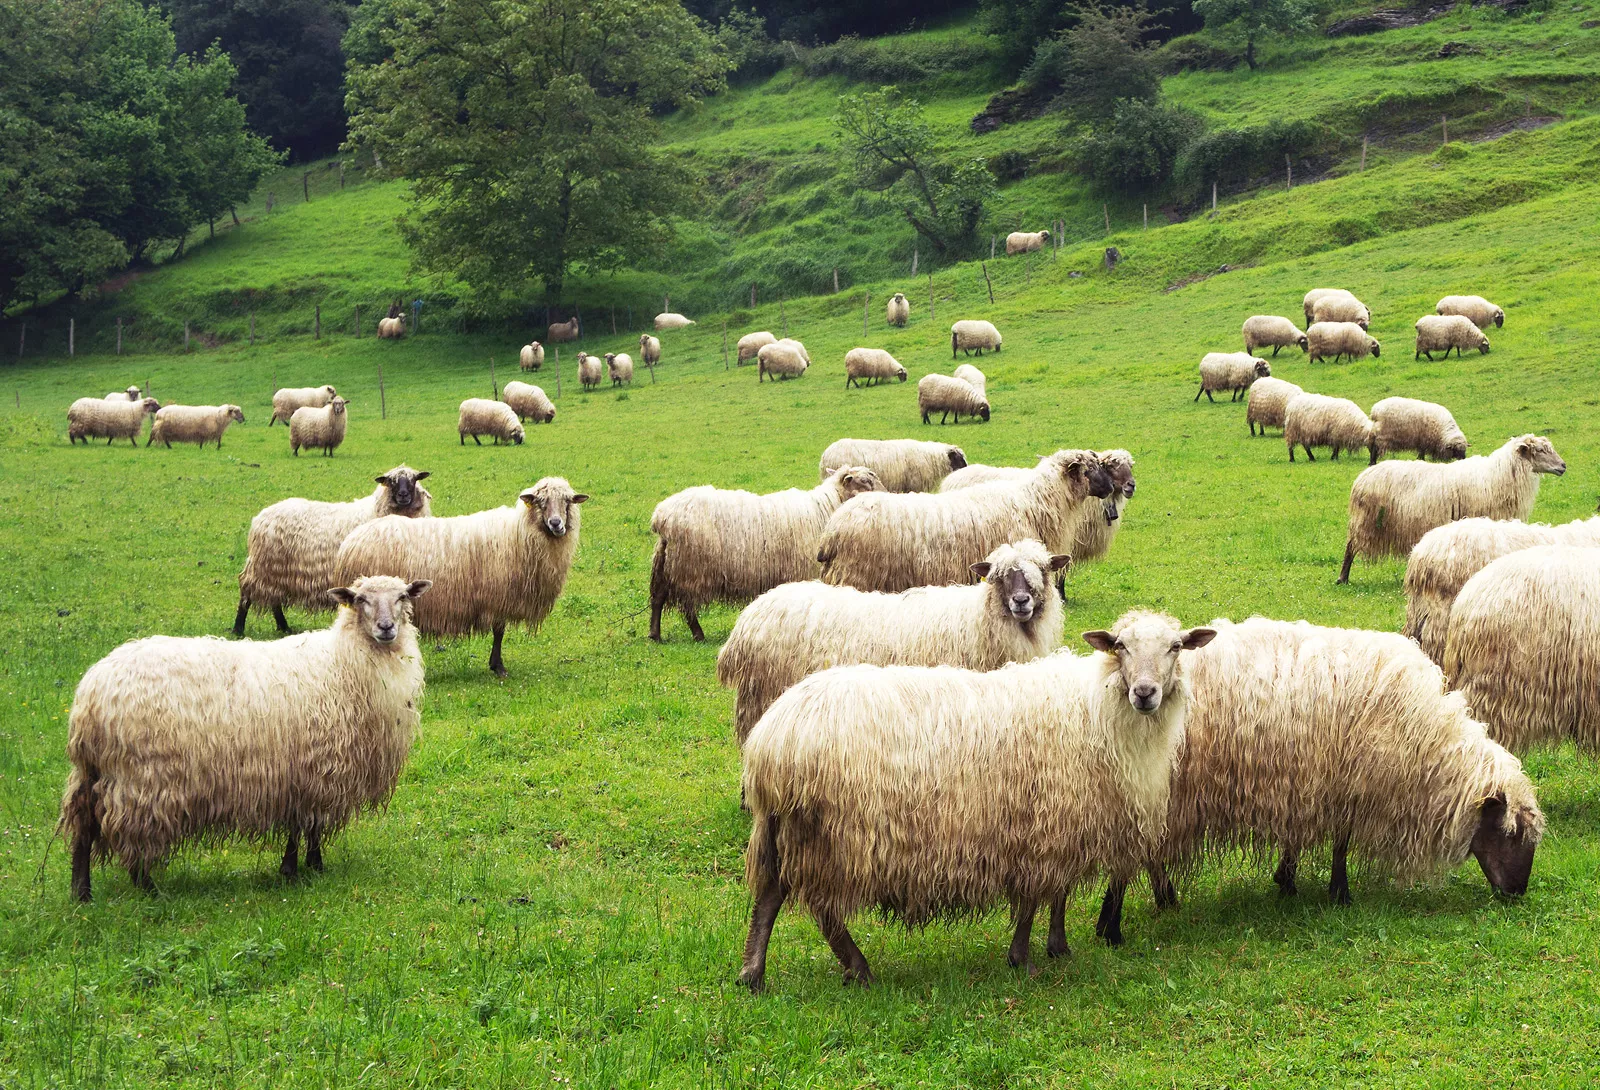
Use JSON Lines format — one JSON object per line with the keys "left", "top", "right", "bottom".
{"left": 1082, "top": 630, "right": 1117, "bottom": 653}
{"left": 1181, "top": 627, "right": 1218, "bottom": 650}
{"left": 1048, "top": 554, "right": 1072, "bottom": 572}
{"left": 1064, "top": 459, "right": 1084, "bottom": 479}
{"left": 329, "top": 587, "right": 357, "bottom": 607}
{"left": 571, "top": 493, "right": 589, "bottom": 504}
{"left": 374, "top": 475, "right": 389, "bottom": 485}
{"left": 414, "top": 471, "right": 430, "bottom": 481}
{"left": 520, "top": 491, "right": 539, "bottom": 506}
{"left": 969, "top": 561, "right": 993, "bottom": 579}
{"left": 404, "top": 580, "right": 432, "bottom": 600}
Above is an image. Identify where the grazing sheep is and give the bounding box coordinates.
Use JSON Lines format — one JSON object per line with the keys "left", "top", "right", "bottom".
{"left": 953, "top": 363, "right": 986, "bottom": 397}
{"left": 271, "top": 385, "right": 337, "bottom": 426}
{"left": 334, "top": 479, "right": 586, "bottom": 675}
{"left": 1195, "top": 353, "right": 1270, "bottom": 403}
{"left": 1369, "top": 397, "right": 1467, "bottom": 465}
{"left": 105, "top": 386, "right": 141, "bottom": 401}
{"left": 919, "top": 373, "right": 991, "bottom": 424}
{"left": 233, "top": 466, "right": 432, "bottom": 637}
{"left": 940, "top": 451, "right": 1136, "bottom": 571}
{"left": 1443, "top": 546, "right": 1600, "bottom": 753}
{"left": 519, "top": 342, "right": 545, "bottom": 372}
{"left": 737, "top": 611, "right": 1216, "bottom": 989}
{"left": 1414, "top": 314, "right": 1490, "bottom": 361}
{"left": 62, "top": 575, "right": 431, "bottom": 901}
{"left": 502, "top": 381, "right": 556, "bottom": 424}
{"left": 289, "top": 396, "right": 349, "bottom": 457}
{"left": 844, "top": 348, "right": 906, "bottom": 388}
{"left": 1301, "top": 288, "right": 1346, "bottom": 325}
{"left": 1437, "top": 295, "right": 1504, "bottom": 329}
{"left": 547, "top": 317, "right": 580, "bottom": 343}
{"left": 1089, "top": 616, "right": 1544, "bottom": 946}
{"left": 377, "top": 316, "right": 406, "bottom": 339}
{"left": 577, "top": 352, "right": 604, "bottom": 391}
{"left": 885, "top": 293, "right": 910, "bottom": 327}
{"left": 951, "top": 319, "right": 1002, "bottom": 358}
{"left": 1307, "top": 321, "right": 1380, "bottom": 363}
{"left": 148, "top": 404, "right": 246, "bottom": 450}
{"left": 1283, "top": 393, "right": 1373, "bottom": 463}
{"left": 1242, "top": 316, "right": 1308, "bottom": 356}
{"left": 737, "top": 331, "right": 776, "bottom": 365}
{"left": 648, "top": 466, "right": 883, "bottom": 642}
{"left": 1339, "top": 434, "right": 1566, "bottom": 583}
{"left": 1005, "top": 230, "right": 1051, "bottom": 255}
{"left": 655, "top": 312, "right": 695, "bottom": 330}
{"left": 639, "top": 334, "right": 661, "bottom": 368}
{"left": 818, "top": 438, "right": 966, "bottom": 493}
{"left": 457, "top": 398, "right": 525, "bottom": 446}
{"left": 817, "top": 450, "right": 1116, "bottom": 593}
{"left": 1310, "top": 292, "right": 1371, "bottom": 329}
{"left": 605, "top": 352, "right": 634, "bottom": 386}
{"left": 757, "top": 339, "right": 809, "bottom": 382}
{"left": 1245, "top": 377, "right": 1304, "bottom": 437}
{"left": 67, "top": 397, "right": 159, "bottom": 446}
{"left": 717, "top": 539, "right": 1070, "bottom": 743}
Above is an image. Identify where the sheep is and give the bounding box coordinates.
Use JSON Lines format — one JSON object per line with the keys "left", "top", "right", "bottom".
{"left": 1442, "top": 546, "right": 1600, "bottom": 754}
{"left": 334, "top": 478, "right": 586, "bottom": 675}
{"left": 717, "top": 539, "right": 1071, "bottom": 744}
{"left": 919, "top": 373, "right": 990, "bottom": 424}
{"left": 1414, "top": 314, "right": 1490, "bottom": 361}
{"left": 654, "top": 312, "right": 695, "bottom": 330}
{"left": 502, "top": 381, "right": 556, "bottom": 424}
{"left": 148, "top": 404, "right": 246, "bottom": 450}
{"left": 951, "top": 319, "right": 1002, "bottom": 358}
{"left": 1089, "top": 616, "right": 1544, "bottom": 947}
{"left": 67, "top": 397, "right": 159, "bottom": 446}
{"left": 233, "top": 466, "right": 433, "bottom": 637}
{"left": 736, "top": 331, "right": 776, "bottom": 364}
{"left": 104, "top": 386, "right": 141, "bottom": 401}
{"left": 953, "top": 363, "right": 986, "bottom": 397}
{"left": 519, "top": 342, "right": 545, "bottom": 372}
{"left": 817, "top": 450, "right": 1116, "bottom": 593}
{"left": 377, "top": 315, "right": 406, "bottom": 339}
{"left": 605, "top": 352, "right": 634, "bottom": 386}
{"left": 818, "top": 438, "right": 966, "bottom": 493}
{"left": 457, "top": 398, "right": 525, "bottom": 446}
{"left": 757, "top": 339, "right": 809, "bottom": 382}
{"left": 271, "top": 385, "right": 337, "bottom": 426}
{"left": 289, "top": 396, "right": 349, "bottom": 457}
{"left": 1338, "top": 434, "right": 1566, "bottom": 582}
{"left": 1195, "top": 352, "right": 1270, "bottom": 403}
{"left": 648, "top": 466, "right": 883, "bottom": 642}
{"left": 639, "top": 334, "right": 661, "bottom": 368}
{"left": 736, "top": 611, "right": 1216, "bottom": 990}
{"left": 1283, "top": 393, "right": 1373, "bottom": 463}
{"left": 1005, "top": 230, "right": 1051, "bottom": 255}
{"left": 885, "top": 292, "right": 910, "bottom": 327}
{"left": 1241, "top": 315, "right": 1308, "bottom": 356}
{"left": 940, "top": 452, "right": 1136, "bottom": 571}
{"left": 1301, "top": 288, "right": 1345, "bottom": 324}
{"left": 1245, "top": 377, "right": 1304, "bottom": 437}
{"left": 547, "top": 317, "right": 580, "bottom": 343}
{"left": 578, "top": 352, "right": 604, "bottom": 391}
{"left": 1310, "top": 291, "right": 1371, "bottom": 329}
{"left": 1403, "top": 516, "right": 1600, "bottom": 663}
{"left": 1437, "top": 294, "right": 1504, "bottom": 329}
{"left": 1306, "top": 321, "right": 1380, "bottom": 363}
{"left": 1369, "top": 397, "right": 1467, "bottom": 465}
{"left": 843, "top": 347, "right": 906, "bottom": 388}
{"left": 61, "top": 575, "right": 432, "bottom": 901}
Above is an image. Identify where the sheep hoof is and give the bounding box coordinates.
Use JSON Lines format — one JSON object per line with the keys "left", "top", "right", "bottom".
{"left": 737, "top": 967, "right": 765, "bottom": 993}
{"left": 840, "top": 966, "right": 874, "bottom": 988}
{"left": 1046, "top": 936, "right": 1070, "bottom": 959}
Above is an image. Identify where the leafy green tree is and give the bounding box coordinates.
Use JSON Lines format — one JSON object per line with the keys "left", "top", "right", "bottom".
{"left": 1021, "top": 3, "right": 1163, "bottom": 120}
{"left": 344, "top": 0, "right": 727, "bottom": 310}
{"left": 1075, "top": 98, "right": 1203, "bottom": 193}
{"left": 1192, "top": 0, "right": 1312, "bottom": 70}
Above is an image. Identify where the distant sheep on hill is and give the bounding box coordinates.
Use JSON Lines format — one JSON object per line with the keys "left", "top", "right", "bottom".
{"left": 1369, "top": 397, "right": 1467, "bottom": 464}
{"left": 1437, "top": 295, "right": 1504, "bottom": 329}
{"left": 844, "top": 348, "right": 905, "bottom": 388}
{"left": 951, "top": 320, "right": 1002, "bottom": 358}
{"left": 737, "top": 331, "right": 776, "bottom": 364}
{"left": 1242, "top": 316, "right": 1307, "bottom": 356}
{"left": 1414, "top": 315, "right": 1489, "bottom": 360}
{"left": 68, "top": 397, "right": 159, "bottom": 445}
{"left": 502, "top": 381, "right": 555, "bottom": 424}
{"left": 548, "top": 317, "right": 580, "bottom": 343}
{"left": 1005, "top": 230, "right": 1050, "bottom": 255}
{"left": 1195, "top": 353, "right": 1269, "bottom": 403}
{"left": 149, "top": 405, "right": 246, "bottom": 450}
{"left": 885, "top": 293, "right": 910, "bottom": 326}
{"left": 1245, "top": 378, "right": 1303, "bottom": 437}
{"left": 458, "top": 399, "right": 524, "bottom": 446}
{"left": 271, "top": 385, "right": 337, "bottom": 426}
{"left": 520, "top": 342, "right": 544, "bottom": 371}
{"left": 1283, "top": 393, "right": 1373, "bottom": 463}
{"left": 919, "top": 373, "right": 990, "bottom": 424}
{"left": 289, "top": 396, "right": 349, "bottom": 457}
{"left": 655, "top": 313, "right": 695, "bottom": 330}
{"left": 1307, "top": 321, "right": 1380, "bottom": 363}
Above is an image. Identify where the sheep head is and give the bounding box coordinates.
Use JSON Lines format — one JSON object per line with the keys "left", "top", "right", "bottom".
{"left": 1515, "top": 435, "right": 1565, "bottom": 475}
{"left": 947, "top": 447, "right": 968, "bottom": 471}
{"left": 830, "top": 465, "right": 882, "bottom": 497}
{"left": 1469, "top": 792, "right": 1543, "bottom": 896}
{"left": 1083, "top": 611, "right": 1216, "bottom": 714}
{"left": 1253, "top": 359, "right": 1272, "bottom": 378}
{"left": 970, "top": 540, "right": 1069, "bottom": 623}
{"left": 1475, "top": 332, "right": 1491, "bottom": 354}
{"left": 1050, "top": 450, "right": 1115, "bottom": 500}
{"left": 138, "top": 398, "right": 160, "bottom": 415}
{"left": 1098, "top": 450, "right": 1136, "bottom": 499}
{"left": 330, "top": 575, "right": 431, "bottom": 647}
{"left": 1492, "top": 308, "right": 1504, "bottom": 328}
{"left": 377, "top": 466, "right": 430, "bottom": 512}
{"left": 226, "top": 405, "right": 246, "bottom": 424}
{"left": 1296, "top": 334, "right": 1309, "bottom": 351}
{"left": 520, "top": 478, "right": 587, "bottom": 537}
{"left": 1367, "top": 337, "right": 1381, "bottom": 358}
{"left": 329, "top": 396, "right": 348, "bottom": 416}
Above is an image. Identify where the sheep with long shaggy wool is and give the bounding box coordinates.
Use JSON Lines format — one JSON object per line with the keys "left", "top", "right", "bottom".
{"left": 1404, "top": 515, "right": 1600, "bottom": 663}
{"left": 502, "top": 381, "right": 555, "bottom": 424}
{"left": 818, "top": 449, "right": 1115, "bottom": 593}
{"left": 335, "top": 478, "right": 586, "bottom": 675}
{"left": 1302, "top": 288, "right": 1349, "bottom": 324}
{"left": 818, "top": 438, "right": 965, "bottom": 493}
{"left": 377, "top": 316, "right": 406, "bottom": 339}
{"left": 290, "top": 396, "right": 348, "bottom": 457}
{"left": 953, "top": 363, "right": 986, "bottom": 396}
{"left": 61, "top": 575, "right": 432, "bottom": 901}
{"left": 105, "top": 386, "right": 141, "bottom": 401}
{"left": 717, "top": 539, "right": 1070, "bottom": 743}
{"left": 655, "top": 312, "right": 695, "bottom": 330}
{"left": 736, "top": 331, "right": 776, "bottom": 364}
{"left": 1283, "top": 393, "right": 1372, "bottom": 463}
{"left": 1195, "top": 353, "right": 1270, "bottom": 403}
{"left": 885, "top": 293, "right": 910, "bottom": 327}
{"left": 458, "top": 398, "right": 524, "bottom": 445}
{"left": 547, "top": 317, "right": 580, "bottom": 343}
{"left": 1242, "top": 315, "right": 1307, "bottom": 356}
{"left": 68, "top": 396, "right": 159, "bottom": 445}
{"left": 1245, "top": 377, "right": 1304, "bottom": 437}
{"left": 577, "top": 352, "right": 604, "bottom": 391}
{"left": 758, "top": 339, "right": 809, "bottom": 381}
{"left": 1005, "top": 230, "right": 1051, "bottom": 255}
{"left": 1307, "top": 321, "right": 1380, "bottom": 363}
{"left": 1369, "top": 396, "right": 1467, "bottom": 464}
{"left": 737, "top": 610, "right": 1215, "bottom": 990}
{"left": 1339, "top": 434, "right": 1566, "bottom": 582}
{"left": 271, "top": 385, "right": 337, "bottom": 425}
{"left": 1088, "top": 616, "right": 1545, "bottom": 946}
{"left": 1437, "top": 294, "right": 1504, "bottom": 329}
{"left": 606, "top": 352, "right": 634, "bottom": 386}
{"left": 639, "top": 334, "right": 661, "bottom": 368}
{"left": 844, "top": 348, "right": 906, "bottom": 388}
{"left": 951, "top": 319, "right": 1002, "bottom": 357}
{"left": 1414, "top": 314, "right": 1490, "bottom": 361}
{"left": 234, "top": 465, "right": 432, "bottom": 636}
{"left": 149, "top": 404, "right": 246, "bottom": 449}
{"left": 1310, "top": 291, "right": 1371, "bottom": 328}
{"left": 519, "top": 342, "right": 544, "bottom": 372}
{"left": 648, "top": 466, "right": 883, "bottom": 642}
{"left": 919, "top": 373, "right": 991, "bottom": 424}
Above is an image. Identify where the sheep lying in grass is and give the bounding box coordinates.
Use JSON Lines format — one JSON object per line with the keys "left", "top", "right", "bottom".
{"left": 844, "top": 348, "right": 906, "bottom": 388}
{"left": 951, "top": 319, "right": 1002, "bottom": 357}
{"left": 1088, "top": 616, "right": 1544, "bottom": 945}
{"left": 1339, "top": 434, "right": 1566, "bottom": 583}
{"left": 149, "top": 404, "right": 246, "bottom": 449}
{"left": 1403, "top": 515, "right": 1600, "bottom": 662}
{"left": 758, "top": 339, "right": 810, "bottom": 381}
{"left": 885, "top": 293, "right": 909, "bottom": 326}
{"left": 1195, "top": 353, "right": 1270, "bottom": 403}
{"left": 1414, "top": 314, "right": 1490, "bottom": 360}
{"left": 234, "top": 466, "right": 432, "bottom": 636}
{"left": 1443, "top": 546, "right": 1600, "bottom": 754}
{"left": 377, "top": 316, "right": 406, "bottom": 339}
{"left": 335, "top": 478, "right": 585, "bottom": 675}
{"left": 1242, "top": 316, "right": 1307, "bottom": 356}
{"left": 548, "top": 317, "right": 580, "bottom": 343}
{"left": 606, "top": 352, "right": 634, "bottom": 386}
{"left": 818, "top": 438, "right": 966, "bottom": 493}
{"left": 1245, "top": 377, "right": 1304, "bottom": 437}
{"left": 1437, "top": 294, "right": 1504, "bottom": 329}
{"left": 818, "top": 450, "right": 1115, "bottom": 592}
{"left": 639, "top": 334, "right": 661, "bottom": 368}
{"left": 458, "top": 398, "right": 524, "bottom": 446}
{"left": 519, "top": 342, "right": 544, "bottom": 371}
{"left": 737, "top": 611, "right": 1215, "bottom": 989}
{"left": 502, "top": 381, "right": 555, "bottom": 424}
{"left": 648, "top": 466, "right": 883, "bottom": 642}
{"left": 717, "top": 539, "right": 1070, "bottom": 743}
{"left": 105, "top": 386, "right": 141, "bottom": 401}
{"left": 919, "top": 373, "right": 991, "bottom": 424}
{"left": 1005, "top": 230, "right": 1051, "bottom": 255}
{"left": 1283, "top": 393, "right": 1373, "bottom": 463}
{"left": 62, "top": 575, "right": 431, "bottom": 901}
{"left": 1369, "top": 396, "right": 1467, "bottom": 464}
{"left": 1307, "top": 321, "right": 1380, "bottom": 363}
{"left": 655, "top": 312, "right": 695, "bottom": 330}
{"left": 271, "top": 385, "right": 337, "bottom": 426}
{"left": 290, "top": 396, "right": 349, "bottom": 457}
{"left": 578, "top": 352, "right": 604, "bottom": 391}
{"left": 736, "top": 331, "right": 776, "bottom": 364}
{"left": 1310, "top": 291, "right": 1371, "bottom": 328}
{"left": 68, "top": 397, "right": 159, "bottom": 445}
{"left": 953, "top": 363, "right": 986, "bottom": 396}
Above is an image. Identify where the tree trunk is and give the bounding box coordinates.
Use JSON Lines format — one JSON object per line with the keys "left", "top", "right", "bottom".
{"left": 1245, "top": 36, "right": 1257, "bottom": 70}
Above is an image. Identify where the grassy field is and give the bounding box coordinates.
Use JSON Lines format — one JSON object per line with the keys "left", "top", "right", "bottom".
{"left": 5, "top": 87, "right": 1600, "bottom": 1083}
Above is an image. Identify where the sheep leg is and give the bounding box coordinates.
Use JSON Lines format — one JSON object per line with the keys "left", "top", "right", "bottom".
{"left": 1329, "top": 836, "right": 1352, "bottom": 906}
{"left": 739, "top": 876, "right": 789, "bottom": 994}
{"left": 816, "top": 911, "right": 873, "bottom": 986}
{"left": 1369, "top": 446, "right": 1380, "bottom": 466}
{"left": 683, "top": 607, "right": 706, "bottom": 643}
{"left": 129, "top": 863, "right": 155, "bottom": 894}
{"left": 1194, "top": 385, "right": 1204, "bottom": 403}
{"left": 460, "top": 434, "right": 465, "bottom": 445}
{"left": 489, "top": 622, "right": 508, "bottom": 677}
{"left": 273, "top": 605, "right": 290, "bottom": 633}
{"left": 232, "top": 596, "right": 251, "bottom": 637}
{"left": 1046, "top": 896, "right": 1070, "bottom": 958}
{"left": 1095, "top": 880, "right": 1126, "bottom": 946}
{"left": 1273, "top": 850, "right": 1299, "bottom": 896}
{"left": 1330, "top": 448, "right": 1339, "bottom": 462}
{"left": 306, "top": 823, "right": 323, "bottom": 872}
{"left": 1303, "top": 444, "right": 1315, "bottom": 462}
{"left": 1007, "top": 898, "right": 1039, "bottom": 973}
{"left": 1250, "top": 420, "right": 1257, "bottom": 436}
{"left": 1150, "top": 863, "right": 1178, "bottom": 910}
{"left": 472, "top": 435, "right": 481, "bottom": 445}
{"left": 1205, "top": 390, "right": 1216, "bottom": 403}
{"left": 648, "top": 549, "right": 669, "bottom": 642}
{"left": 1337, "top": 540, "right": 1355, "bottom": 584}
{"left": 280, "top": 829, "right": 301, "bottom": 880}
{"left": 1288, "top": 444, "right": 1295, "bottom": 462}
{"left": 68, "top": 775, "right": 100, "bottom": 904}
{"left": 921, "top": 410, "right": 930, "bottom": 425}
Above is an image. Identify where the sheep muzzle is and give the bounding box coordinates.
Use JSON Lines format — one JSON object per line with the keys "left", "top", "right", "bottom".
{"left": 1084, "top": 618, "right": 1216, "bottom": 715}
{"left": 1470, "top": 797, "right": 1539, "bottom": 896}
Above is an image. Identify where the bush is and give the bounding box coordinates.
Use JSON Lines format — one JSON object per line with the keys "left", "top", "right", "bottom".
{"left": 716, "top": 9, "right": 785, "bottom": 81}
{"left": 987, "top": 149, "right": 1032, "bottom": 181}
{"left": 1076, "top": 98, "right": 1204, "bottom": 192}
{"left": 795, "top": 33, "right": 1004, "bottom": 83}
{"left": 1019, "top": 4, "right": 1163, "bottom": 122}
{"left": 1174, "top": 117, "right": 1329, "bottom": 196}
{"left": 1155, "top": 36, "right": 1241, "bottom": 74}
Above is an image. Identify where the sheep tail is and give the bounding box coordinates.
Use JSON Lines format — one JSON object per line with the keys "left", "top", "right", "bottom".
{"left": 745, "top": 809, "right": 779, "bottom": 893}
{"left": 58, "top": 765, "right": 97, "bottom": 855}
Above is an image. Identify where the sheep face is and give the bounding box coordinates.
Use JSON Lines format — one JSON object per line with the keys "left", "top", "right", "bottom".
{"left": 1492, "top": 309, "right": 1504, "bottom": 328}
{"left": 1052, "top": 451, "right": 1116, "bottom": 500}
{"left": 971, "top": 547, "right": 1070, "bottom": 622}
{"left": 1083, "top": 613, "right": 1216, "bottom": 714}
{"left": 1253, "top": 360, "right": 1272, "bottom": 379}
{"left": 1296, "top": 334, "right": 1309, "bottom": 351}
{"left": 1474, "top": 333, "right": 1491, "bottom": 354}
{"left": 1516, "top": 435, "right": 1566, "bottom": 475}
{"left": 125, "top": 386, "right": 141, "bottom": 400}
{"left": 139, "top": 398, "right": 160, "bottom": 416}
{"left": 378, "top": 467, "right": 430, "bottom": 512}
{"left": 329, "top": 575, "right": 431, "bottom": 646}
{"left": 1443, "top": 438, "right": 1468, "bottom": 461}
{"left": 947, "top": 448, "right": 968, "bottom": 471}
{"left": 1469, "top": 794, "right": 1542, "bottom": 896}
{"left": 226, "top": 405, "right": 246, "bottom": 424}
{"left": 321, "top": 385, "right": 337, "bottom": 397}
{"left": 1368, "top": 338, "right": 1381, "bottom": 358}
{"left": 329, "top": 396, "right": 348, "bottom": 416}
{"left": 894, "top": 366, "right": 907, "bottom": 382}
{"left": 520, "top": 480, "right": 588, "bottom": 538}
{"left": 977, "top": 405, "right": 991, "bottom": 421}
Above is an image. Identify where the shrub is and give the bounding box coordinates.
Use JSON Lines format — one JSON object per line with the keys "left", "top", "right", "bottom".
{"left": 1020, "top": 4, "right": 1163, "bottom": 121}
{"left": 1155, "top": 36, "right": 1241, "bottom": 74}
{"left": 1076, "top": 98, "right": 1204, "bottom": 192}
{"left": 987, "top": 149, "right": 1032, "bottom": 181}
{"left": 1174, "top": 117, "right": 1329, "bottom": 196}
{"left": 795, "top": 33, "right": 1003, "bottom": 83}
{"left": 717, "top": 8, "right": 785, "bottom": 81}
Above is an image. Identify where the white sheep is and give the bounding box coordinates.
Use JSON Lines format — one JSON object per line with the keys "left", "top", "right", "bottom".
{"left": 1283, "top": 393, "right": 1373, "bottom": 463}
{"left": 1310, "top": 291, "right": 1371, "bottom": 328}
{"left": 1306, "top": 321, "right": 1380, "bottom": 363}
{"left": 1241, "top": 315, "right": 1308, "bottom": 356}
{"left": 148, "top": 404, "right": 246, "bottom": 449}
{"left": 1005, "top": 230, "right": 1051, "bottom": 255}
{"left": 605, "top": 352, "right": 634, "bottom": 386}
{"left": 1195, "top": 352, "right": 1270, "bottom": 403}
{"left": 885, "top": 293, "right": 910, "bottom": 327}
{"left": 502, "top": 381, "right": 556, "bottom": 424}
{"left": 818, "top": 438, "right": 966, "bottom": 493}
{"left": 519, "top": 342, "right": 545, "bottom": 371}
{"left": 289, "top": 396, "right": 349, "bottom": 457}
{"left": 843, "top": 347, "right": 906, "bottom": 388}
{"left": 919, "top": 373, "right": 990, "bottom": 424}
{"left": 639, "top": 334, "right": 661, "bottom": 368}
{"left": 1245, "top": 377, "right": 1304, "bottom": 437}
{"left": 547, "top": 317, "right": 580, "bottom": 343}
{"left": 67, "top": 397, "right": 159, "bottom": 446}
{"left": 104, "top": 386, "right": 141, "bottom": 401}
{"left": 736, "top": 331, "right": 776, "bottom": 365}
{"left": 953, "top": 363, "right": 986, "bottom": 396}
{"left": 951, "top": 319, "right": 1002, "bottom": 358}
{"left": 457, "top": 398, "right": 525, "bottom": 446}
{"left": 578, "top": 352, "right": 604, "bottom": 391}
{"left": 654, "top": 312, "right": 695, "bottom": 330}
{"left": 1339, "top": 434, "right": 1566, "bottom": 583}
{"left": 1369, "top": 396, "right": 1467, "bottom": 464}
{"left": 377, "top": 315, "right": 406, "bottom": 339}
{"left": 757, "top": 339, "right": 809, "bottom": 382}
{"left": 1437, "top": 295, "right": 1504, "bottom": 329}
{"left": 271, "top": 385, "right": 338, "bottom": 426}
{"left": 61, "top": 575, "right": 431, "bottom": 900}
{"left": 1301, "top": 288, "right": 1345, "bottom": 324}
{"left": 1414, "top": 314, "right": 1490, "bottom": 360}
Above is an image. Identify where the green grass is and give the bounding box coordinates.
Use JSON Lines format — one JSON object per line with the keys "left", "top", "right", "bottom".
{"left": 5, "top": 89, "right": 1600, "bottom": 1082}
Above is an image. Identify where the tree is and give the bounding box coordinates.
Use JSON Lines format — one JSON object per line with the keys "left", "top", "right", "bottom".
{"left": 344, "top": 0, "right": 728, "bottom": 310}
{"left": 834, "top": 89, "right": 995, "bottom": 255}
{"left": 1021, "top": 3, "right": 1163, "bottom": 121}
{"left": 1192, "top": 0, "right": 1312, "bottom": 70}
{"left": 1075, "top": 98, "right": 1203, "bottom": 193}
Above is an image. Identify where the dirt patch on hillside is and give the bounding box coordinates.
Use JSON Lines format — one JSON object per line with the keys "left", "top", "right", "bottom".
{"left": 1471, "top": 116, "right": 1560, "bottom": 142}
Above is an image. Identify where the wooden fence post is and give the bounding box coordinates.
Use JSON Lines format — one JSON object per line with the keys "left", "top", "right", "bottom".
{"left": 1360, "top": 135, "right": 1369, "bottom": 172}
{"left": 751, "top": 283, "right": 757, "bottom": 308}
{"left": 780, "top": 297, "right": 786, "bottom": 339}
{"left": 981, "top": 262, "right": 994, "bottom": 305}
{"left": 314, "top": 304, "right": 321, "bottom": 340}
{"left": 378, "top": 359, "right": 386, "bottom": 419}
{"left": 721, "top": 321, "right": 729, "bottom": 370}
{"left": 303, "top": 172, "right": 310, "bottom": 202}
{"left": 69, "top": 318, "right": 74, "bottom": 357}
{"left": 490, "top": 357, "right": 497, "bottom": 399}
{"left": 1144, "top": 203, "right": 1149, "bottom": 230}
{"left": 928, "top": 271, "right": 934, "bottom": 323}
{"left": 611, "top": 306, "right": 616, "bottom": 335}
{"left": 989, "top": 235, "right": 996, "bottom": 260}
{"left": 863, "top": 293, "right": 869, "bottom": 336}
{"left": 250, "top": 313, "right": 256, "bottom": 346}
{"left": 1441, "top": 115, "right": 1448, "bottom": 146}
{"left": 663, "top": 294, "right": 669, "bottom": 315}
{"left": 833, "top": 268, "right": 840, "bottom": 294}
{"left": 116, "top": 317, "right": 123, "bottom": 355}
{"left": 911, "top": 247, "right": 918, "bottom": 276}
{"left": 1103, "top": 204, "right": 1110, "bottom": 234}
{"left": 1212, "top": 181, "right": 1218, "bottom": 214}
{"left": 1286, "top": 154, "right": 1293, "bottom": 190}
